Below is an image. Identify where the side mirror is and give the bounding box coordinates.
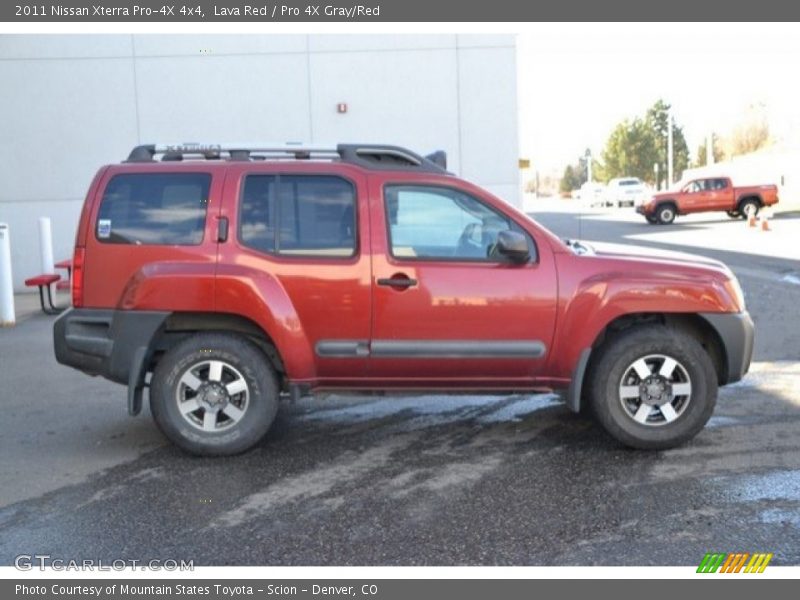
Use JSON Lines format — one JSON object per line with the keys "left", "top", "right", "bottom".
{"left": 496, "top": 230, "right": 530, "bottom": 264}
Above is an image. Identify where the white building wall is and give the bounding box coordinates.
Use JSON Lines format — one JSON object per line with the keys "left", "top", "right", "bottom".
{"left": 0, "top": 34, "right": 519, "bottom": 291}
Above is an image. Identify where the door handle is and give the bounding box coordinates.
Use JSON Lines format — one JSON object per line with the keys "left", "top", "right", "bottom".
{"left": 377, "top": 275, "right": 417, "bottom": 289}
{"left": 217, "top": 217, "right": 229, "bottom": 243}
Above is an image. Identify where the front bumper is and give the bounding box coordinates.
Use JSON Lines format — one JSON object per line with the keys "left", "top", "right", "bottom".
{"left": 699, "top": 311, "right": 755, "bottom": 384}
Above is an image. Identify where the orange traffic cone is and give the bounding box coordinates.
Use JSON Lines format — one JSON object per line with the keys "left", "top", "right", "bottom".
{"left": 761, "top": 215, "right": 771, "bottom": 231}
{"left": 748, "top": 214, "right": 757, "bottom": 227}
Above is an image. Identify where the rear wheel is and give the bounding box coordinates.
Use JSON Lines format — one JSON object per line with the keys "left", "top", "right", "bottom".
{"left": 587, "top": 325, "right": 717, "bottom": 449}
{"left": 656, "top": 204, "right": 676, "bottom": 224}
{"left": 739, "top": 199, "right": 760, "bottom": 219}
{"left": 150, "top": 333, "right": 279, "bottom": 456}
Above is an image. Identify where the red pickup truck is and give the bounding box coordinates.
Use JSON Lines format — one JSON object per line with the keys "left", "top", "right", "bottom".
{"left": 54, "top": 143, "right": 753, "bottom": 456}
{"left": 637, "top": 176, "right": 779, "bottom": 224}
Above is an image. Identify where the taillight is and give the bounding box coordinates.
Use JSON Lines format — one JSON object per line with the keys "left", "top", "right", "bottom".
{"left": 72, "top": 246, "right": 85, "bottom": 308}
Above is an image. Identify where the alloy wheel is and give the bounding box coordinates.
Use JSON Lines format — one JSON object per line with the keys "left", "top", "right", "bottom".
{"left": 618, "top": 354, "right": 692, "bottom": 426}
{"left": 175, "top": 360, "right": 250, "bottom": 432}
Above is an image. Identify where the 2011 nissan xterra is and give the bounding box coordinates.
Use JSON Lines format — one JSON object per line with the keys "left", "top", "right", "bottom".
{"left": 54, "top": 143, "right": 754, "bottom": 456}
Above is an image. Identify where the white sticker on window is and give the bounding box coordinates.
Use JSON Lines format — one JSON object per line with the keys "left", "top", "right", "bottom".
{"left": 97, "top": 219, "right": 111, "bottom": 239}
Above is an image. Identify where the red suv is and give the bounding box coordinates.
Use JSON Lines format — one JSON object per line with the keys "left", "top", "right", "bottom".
{"left": 54, "top": 143, "right": 753, "bottom": 455}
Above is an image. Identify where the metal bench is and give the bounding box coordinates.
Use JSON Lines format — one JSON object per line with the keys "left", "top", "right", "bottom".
{"left": 24, "top": 273, "right": 63, "bottom": 315}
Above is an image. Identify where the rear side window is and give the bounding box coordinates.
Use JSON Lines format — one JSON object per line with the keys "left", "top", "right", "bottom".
{"left": 239, "top": 175, "right": 356, "bottom": 257}
{"left": 96, "top": 173, "right": 210, "bottom": 245}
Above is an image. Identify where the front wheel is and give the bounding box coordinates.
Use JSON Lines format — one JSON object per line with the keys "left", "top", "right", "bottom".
{"left": 645, "top": 214, "right": 659, "bottom": 224}
{"left": 150, "top": 333, "right": 279, "bottom": 456}
{"left": 656, "top": 204, "right": 676, "bottom": 224}
{"left": 587, "top": 325, "right": 717, "bottom": 449}
{"left": 726, "top": 210, "right": 740, "bottom": 219}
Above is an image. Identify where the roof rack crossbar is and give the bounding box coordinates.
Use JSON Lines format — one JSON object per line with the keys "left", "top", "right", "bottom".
{"left": 125, "top": 142, "right": 448, "bottom": 173}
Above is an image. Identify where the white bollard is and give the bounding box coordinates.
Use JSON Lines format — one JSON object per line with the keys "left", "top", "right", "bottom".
{"left": 0, "top": 223, "right": 16, "bottom": 327}
{"left": 38, "top": 217, "right": 55, "bottom": 274}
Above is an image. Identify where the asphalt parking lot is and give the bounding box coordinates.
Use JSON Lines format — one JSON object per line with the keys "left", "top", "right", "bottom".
{"left": 2, "top": 204, "right": 800, "bottom": 566}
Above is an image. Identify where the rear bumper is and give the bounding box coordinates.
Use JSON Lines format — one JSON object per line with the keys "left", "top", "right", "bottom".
{"left": 53, "top": 308, "right": 169, "bottom": 385}
{"left": 699, "top": 311, "right": 755, "bottom": 384}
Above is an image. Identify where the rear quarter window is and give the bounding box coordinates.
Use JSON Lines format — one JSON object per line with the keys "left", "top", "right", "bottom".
{"left": 96, "top": 173, "right": 211, "bottom": 245}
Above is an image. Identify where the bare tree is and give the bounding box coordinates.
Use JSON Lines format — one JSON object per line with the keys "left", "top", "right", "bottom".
{"left": 723, "top": 103, "right": 771, "bottom": 158}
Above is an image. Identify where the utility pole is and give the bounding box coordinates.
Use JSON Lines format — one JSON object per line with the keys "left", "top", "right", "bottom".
{"left": 706, "top": 131, "right": 715, "bottom": 165}
{"left": 667, "top": 106, "right": 674, "bottom": 187}
{"left": 585, "top": 148, "right": 592, "bottom": 184}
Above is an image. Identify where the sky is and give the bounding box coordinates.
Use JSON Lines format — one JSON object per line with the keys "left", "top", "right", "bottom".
{"left": 516, "top": 23, "right": 800, "bottom": 174}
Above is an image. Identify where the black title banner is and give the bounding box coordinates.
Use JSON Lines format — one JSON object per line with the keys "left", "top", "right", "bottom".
{"left": 3, "top": 0, "right": 800, "bottom": 22}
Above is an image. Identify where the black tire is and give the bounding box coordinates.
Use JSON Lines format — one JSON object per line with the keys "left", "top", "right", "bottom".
{"left": 656, "top": 203, "right": 676, "bottom": 224}
{"left": 586, "top": 325, "right": 717, "bottom": 450}
{"left": 726, "top": 210, "right": 740, "bottom": 219}
{"left": 150, "top": 333, "right": 279, "bottom": 456}
{"left": 645, "top": 215, "right": 659, "bottom": 225}
{"left": 738, "top": 199, "right": 760, "bottom": 220}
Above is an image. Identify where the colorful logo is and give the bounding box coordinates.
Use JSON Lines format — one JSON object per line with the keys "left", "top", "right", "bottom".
{"left": 697, "top": 552, "right": 773, "bottom": 573}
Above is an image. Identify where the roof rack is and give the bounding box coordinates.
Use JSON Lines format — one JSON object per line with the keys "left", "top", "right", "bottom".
{"left": 125, "top": 143, "right": 448, "bottom": 173}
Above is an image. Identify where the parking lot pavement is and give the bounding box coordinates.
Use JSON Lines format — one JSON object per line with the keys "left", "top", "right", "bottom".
{"left": 527, "top": 198, "right": 800, "bottom": 268}
{"left": 1, "top": 207, "right": 799, "bottom": 566}
{"left": 0, "top": 316, "right": 164, "bottom": 508}
{"left": 598, "top": 207, "right": 800, "bottom": 262}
